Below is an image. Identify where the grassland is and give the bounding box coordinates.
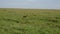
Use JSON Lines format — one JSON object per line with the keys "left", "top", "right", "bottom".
{"left": 0, "top": 8, "right": 60, "bottom": 34}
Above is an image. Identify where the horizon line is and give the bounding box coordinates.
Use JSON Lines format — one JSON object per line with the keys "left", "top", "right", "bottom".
{"left": 0, "top": 8, "right": 60, "bottom": 10}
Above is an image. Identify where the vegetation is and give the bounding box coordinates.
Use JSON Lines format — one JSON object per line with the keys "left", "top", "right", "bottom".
{"left": 0, "top": 8, "right": 60, "bottom": 34}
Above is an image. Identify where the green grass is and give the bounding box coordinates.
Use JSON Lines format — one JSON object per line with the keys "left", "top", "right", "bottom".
{"left": 0, "top": 8, "right": 60, "bottom": 34}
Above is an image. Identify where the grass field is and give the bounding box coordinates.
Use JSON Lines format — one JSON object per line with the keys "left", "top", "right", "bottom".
{"left": 0, "top": 8, "right": 60, "bottom": 34}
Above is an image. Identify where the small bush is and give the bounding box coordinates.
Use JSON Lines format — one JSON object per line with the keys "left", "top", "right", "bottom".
{"left": 23, "top": 16, "right": 27, "bottom": 18}
{"left": 4, "top": 29, "right": 8, "bottom": 31}
{"left": 56, "top": 25, "right": 60, "bottom": 28}
{"left": 3, "top": 9, "right": 7, "bottom": 11}
{"left": 55, "top": 17, "right": 60, "bottom": 19}
{"left": 48, "top": 19, "right": 58, "bottom": 23}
